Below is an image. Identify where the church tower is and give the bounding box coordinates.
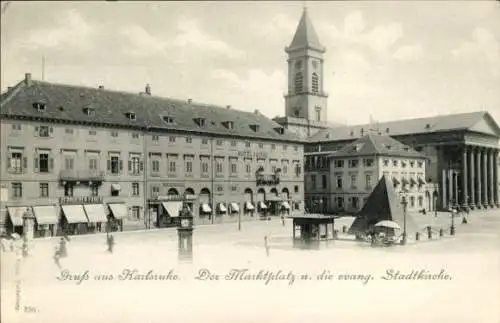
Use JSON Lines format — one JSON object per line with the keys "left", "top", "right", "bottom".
{"left": 274, "top": 8, "right": 329, "bottom": 138}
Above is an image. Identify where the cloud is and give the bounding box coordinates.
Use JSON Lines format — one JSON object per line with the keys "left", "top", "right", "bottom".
{"left": 365, "top": 23, "right": 403, "bottom": 53}
{"left": 173, "top": 18, "right": 245, "bottom": 59}
{"left": 452, "top": 28, "right": 500, "bottom": 69}
{"left": 120, "top": 25, "right": 168, "bottom": 57}
{"left": 344, "top": 11, "right": 365, "bottom": 36}
{"left": 393, "top": 43, "right": 423, "bottom": 61}
{"left": 19, "top": 9, "right": 93, "bottom": 50}
{"left": 321, "top": 11, "right": 404, "bottom": 54}
{"left": 121, "top": 17, "right": 245, "bottom": 60}
{"left": 209, "top": 68, "right": 286, "bottom": 116}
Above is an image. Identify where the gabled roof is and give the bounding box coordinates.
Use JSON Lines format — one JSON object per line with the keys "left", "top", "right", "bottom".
{"left": 286, "top": 8, "right": 325, "bottom": 52}
{"left": 0, "top": 78, "right": 304, "bottom": 143}
{"left": 330, "top": 133, "right": 425, "bottom": 158}
{"left": 309, "top": 111, "right": 500, "bottom": 142}
{"left": 347, "top": 175, "right": 418, "bottom": 235}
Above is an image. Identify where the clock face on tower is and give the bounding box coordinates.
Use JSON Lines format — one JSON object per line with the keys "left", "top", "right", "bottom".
{"left": 181, "top": 219, "right": 190, "bottom": 228}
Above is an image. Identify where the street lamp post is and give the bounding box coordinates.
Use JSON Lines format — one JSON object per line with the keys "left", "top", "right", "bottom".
{"left": 450, "top": 200, "right": 455, "bottom": 236}
{"left": 238, "top": 204, "right": 241, "bottom": 231}
{"left": 399, "top": 191, "right": 408, "bottom": 245}
{"left": 434, "top": 192, "right": 438, "bottom": 217}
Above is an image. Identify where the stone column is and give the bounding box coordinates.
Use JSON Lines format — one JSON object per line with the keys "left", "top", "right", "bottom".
{"left": 488, "top": 149, "right": 495, "bottom": 207}
{"left": 494, "top": 149, "right": 499, "bottom": 207}
{"left": 441, "top": 168, "right": 447, "bottom": 210}
{"left": 461, "top": 147, "right": 468, "bottom": 208}
{"left": 454, "top": 171, "right": 459, "bottom": 206}
{"left": 469, "top": 147, "right": 475, "bottom": 209}
{"left": 482, "top": 149, "right": 488, "bottom": 207}
{"left": 448, "top": 169, "right": 453, "bottom": 208}
{"left": 476, "top": 148, "right": 482, "bottom": 208}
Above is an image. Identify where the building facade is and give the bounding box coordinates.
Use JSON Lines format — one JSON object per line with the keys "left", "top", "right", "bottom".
{"left": 0, "top": 74, "right": 305, "bottom": 236}
{"left": 274, "top": 8, "right": 500, "bottom": 212}
{"left": 305, "top": 134, "right": 432, "bottom": 214}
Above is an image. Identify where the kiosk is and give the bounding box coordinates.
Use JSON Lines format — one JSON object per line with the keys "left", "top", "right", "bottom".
{"left": 290, "top": 214, "right": 336, "bottom": 249}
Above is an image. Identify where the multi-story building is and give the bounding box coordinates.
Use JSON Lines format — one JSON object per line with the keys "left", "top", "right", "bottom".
{"left": 0, "top": 74, "right": 305, "bottom": 236}
{"left": 274, "top": 8, "right": 500, "bottom": 212}
{"left": 305, "top": 134, "right": 431, "bottom": 214}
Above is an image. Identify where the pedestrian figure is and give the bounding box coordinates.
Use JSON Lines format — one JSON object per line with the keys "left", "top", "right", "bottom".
{"left": 107, "top": 234, "right": 115, "bottom": 253}
{"left": 53, "top": 244, "right": 62, "bottom": 269}
{"left": 58, "top": 237, "right": 68, "bottom": 258}
{"left": 264, "top": 235, "right": 270, "bottom": 257}
{"left": 281, "top": 215, "right": 285, "bottom": 226}
{"left": 0, "top": 237, "right": 8, "bottom": 252}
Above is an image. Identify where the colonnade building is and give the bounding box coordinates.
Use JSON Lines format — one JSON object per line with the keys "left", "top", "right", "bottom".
{"left": 0, "top": 74, "right": 305, "bottom": 236}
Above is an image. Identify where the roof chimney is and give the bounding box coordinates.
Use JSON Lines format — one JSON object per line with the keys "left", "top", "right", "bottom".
{"left": 226, "top": 105, "right": 231, "bottom": 109}
{"left": 7, "top": 86, "right": 13, "bottom": 92}
{"left": 145, "top": 84, "right": 151, "bottom": 96}
{"left": 254, "top": 109, "right": 259, "bottom": 115}
{"left": 187, "top": 98, "right": 192, "bottom": 104}
{"left": 24, "top": 73, "right": 32, "bottom": 85}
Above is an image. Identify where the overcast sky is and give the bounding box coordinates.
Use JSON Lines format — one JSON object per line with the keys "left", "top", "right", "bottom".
{"left": 1, "top": 1, "right": 499, "bottom": 126}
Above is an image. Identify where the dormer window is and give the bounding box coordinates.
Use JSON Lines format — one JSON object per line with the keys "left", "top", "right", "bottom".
{"left": 425, "top": 124, "right": 431, "bottom": 129}
{"left": 33, "top": 102, "right": 46, "bottom": 112}
{"left": 195, "top": 118, "right": 207, "bottom": 128}
{"left": 385, "top": 145, "right": 392, "bottom": 150}
{"left": 274, "top": 127, "right": 284, "bottom": 134}
{"left": 83, "top": 106, "right": 95, "bottom": 117}
{"left": 163, "top": 116, "right": 175, "bottom": 124}
{"left": 249, "top": 124, "right": 260, "bottom": 132}
{"left": 126, "top": 112, "right": 136, "bottom": 120}
{"left": 223, "top": 121, "right": 234, "bottom": 130}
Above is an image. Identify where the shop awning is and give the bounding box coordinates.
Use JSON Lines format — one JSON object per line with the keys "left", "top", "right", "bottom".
{"left": 217, "top": 203, "right": 227, "bottom": 213}
{"left": 7, "top": 206, "right": 28, "bottom": 226}
{"left": 281, "top": 201, "right": 291, "bottom": 210}
{"left": 418, "top": 177, "right": 426, "bottom": 185}
{"left": 61, "top": 205, "right": 89, "bottom": 224}
{"left": 32, "top": 205, "right": 58, "bottom": 225}
{"left": 162, "top": 201, "right": 182, "bottom": 218}
{"left": 111, "top": 184, "right": 121, "bottom": 191}
{"left": 245, "top": 202, "right": 255, "bottom": 210}
{"left": 401, "top": 178, "right": 409, "bottom": 185}
{"left": 258, "top": 201, "right": 267, "bottom": 209}
{"left": 201, "top": 203, "right": 211, "bottom": 213}
{"left": 266, "top": 195, "right": 282, "bottom": 202}
{"left": 108, "top": 203, "right": 128, "bottom": 219}
{"left": 392, "top": 177, "right": 400, "bottom": 185}
{"left": 410, "top": 178, "right": 417, "bottom": 185}
{"left": 230, "top": 202, "right": 239, "bottom": 213}
{"left": 83, "top": 204, "right": 108, "bottom": 223}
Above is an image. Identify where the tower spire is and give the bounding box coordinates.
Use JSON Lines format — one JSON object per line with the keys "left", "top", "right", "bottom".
{"left": 286, "top": 5, "right": 325, "bottom": 53}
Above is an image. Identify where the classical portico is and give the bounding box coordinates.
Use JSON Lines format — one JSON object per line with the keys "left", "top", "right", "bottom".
{"left": 441, "top": 145, "right": 499, "bottom": 211}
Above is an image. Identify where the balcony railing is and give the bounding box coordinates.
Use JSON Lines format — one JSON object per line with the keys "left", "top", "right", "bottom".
{"left": 256, "top": 174, "right": 280, "bottom": 186}
{"left": 59, "top": 196, "right": 103, "bottom": 205}
{"left": 148, "top": 194, "right": 198, "bottom": 202}
{"left": 59, "top": 169, "right": 105, "bottom": 182}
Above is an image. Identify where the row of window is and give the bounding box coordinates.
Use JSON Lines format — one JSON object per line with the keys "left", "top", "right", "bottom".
{"left": 13, "top": 124, "right": 300, "bottom": 152}
{"left": 6, "top": 151, "right": 302, "bottom": 177}
{"left": 9, "top": 182, "right": 301, "bottom": 199}
{"left": 31, "top": 103, "right": 284, "bottom": 135}
{"left": 332, "top": 195, "right": 425, "bottom": 209}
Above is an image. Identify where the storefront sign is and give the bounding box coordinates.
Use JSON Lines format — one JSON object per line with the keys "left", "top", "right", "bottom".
{"left": 237, "top": 151, "right": 268, "bottom": 159}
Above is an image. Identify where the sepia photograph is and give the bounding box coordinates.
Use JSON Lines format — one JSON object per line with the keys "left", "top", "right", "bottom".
{"left": 1, "top": 1, "right": 499, "bottom": 322}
